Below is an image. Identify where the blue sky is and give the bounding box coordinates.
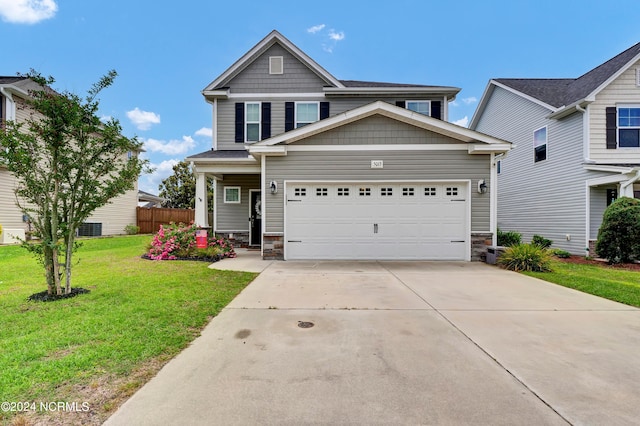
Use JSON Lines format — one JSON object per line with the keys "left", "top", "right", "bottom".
{"left": 2, "top": 0, "right": 640, "bottom": 193}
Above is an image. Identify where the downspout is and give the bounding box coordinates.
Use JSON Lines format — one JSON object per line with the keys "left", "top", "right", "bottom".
{"left": 575, "top": 104, "right": 590, "bottom": 162}
{"left": 490, "top": 152, "right": 506, "bottom": 246}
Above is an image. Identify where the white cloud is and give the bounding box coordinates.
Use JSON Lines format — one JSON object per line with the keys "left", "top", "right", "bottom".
{"left": 139, "top": 159, "right": 179, "bottom": 194}
{"left": 195, "top": 127, "right": 213, "bottom": 138}
{"left": 328, "top": 29, "right": 345, "bottom": 41}
{"left": 142, "top": 136, "right": 196, "bottom": 155}
{"left": 307, "top": 24, "right": 325, "bottom": 34}
{"left": 462, "top": 97, "right": 478, "bottom": 105}
{"left": 126, "top": 107, "right": 161, "bottom": 131}
{"left": 0, "top": 0, "right": 57, "bottom": 24}
{"left": 452, "top": 116, "right": 469, "bottom": 128}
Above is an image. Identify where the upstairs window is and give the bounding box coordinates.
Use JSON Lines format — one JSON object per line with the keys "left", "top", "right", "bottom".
{"left": 618, "top": 106, "right": 640, "bottom": 148}
{"left": 245, "top": 102, "right": 261, "bottom": 142}
{"left": 534, "top": 126, "right": 547, "bottom": 162}
{"left": 406, "top": 101, "right": 431, "bottom": 116}
{"left": 296, "top": 102, "right": 319, "bottom": 128}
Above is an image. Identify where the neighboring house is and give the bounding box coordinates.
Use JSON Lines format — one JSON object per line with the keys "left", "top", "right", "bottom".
{"left": 0, "top": 77, "right": 139, "bottom": 239}
{"left": 470, "top": 42, "right": 640, "bottom": 255}
{"left": 187, "top": 30, "right": 510, "bottom": 261}
{"left": 138, "top": 190, "right": 165, "bottom": 208}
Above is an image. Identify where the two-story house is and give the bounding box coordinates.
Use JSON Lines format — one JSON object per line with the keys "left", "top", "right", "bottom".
{"left": 0, "top": 76, "right": 139, "bottom": 241}
{"left": 187, "top": 30, "right": 511, "bottom": 261}
{"left": 470, "top": 42, "right": 640, "bottom": 255}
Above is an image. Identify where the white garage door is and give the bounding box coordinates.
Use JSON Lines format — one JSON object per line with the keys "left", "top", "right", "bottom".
{"left": 285, "top": 182, "right": 469, "bottom": 260}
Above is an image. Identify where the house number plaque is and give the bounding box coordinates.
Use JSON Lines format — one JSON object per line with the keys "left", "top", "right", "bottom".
{"left": 371, "top": 160, "right": 383, "bottom": 169}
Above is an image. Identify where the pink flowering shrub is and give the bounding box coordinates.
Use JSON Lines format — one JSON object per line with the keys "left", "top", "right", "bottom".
{"left": 147, "top": 222, "right": 236, "bottom": 261}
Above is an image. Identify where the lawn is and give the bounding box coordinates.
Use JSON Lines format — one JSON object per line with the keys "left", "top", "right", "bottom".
{"left": 0, "top": 235, "right": 257, "bottom": 425}
{"left": 524, "top": 259, "right": 640, "bottom": 308}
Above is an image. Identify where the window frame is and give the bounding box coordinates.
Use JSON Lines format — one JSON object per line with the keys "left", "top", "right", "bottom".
{"left": 533, "top": 126, "right": 548, "bottom": 163}
{"left": 295, "top": 102, "right": 320, "bottom": 128}
{"left": 617, "top": 105, "right": 640, "bottom": 148}
{"left": 245, "top": 102, "right": 261, "bottom": 143}
{"left": 223, "top": 186, "right": 241, "bottom": 204}
{"left": 406, "top": 100, "right": 431, "bottom": 116}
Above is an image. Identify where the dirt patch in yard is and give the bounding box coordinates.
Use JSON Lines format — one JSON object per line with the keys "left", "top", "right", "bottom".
{"left": 558, "top": 255, "right": 640, "bottom": 272}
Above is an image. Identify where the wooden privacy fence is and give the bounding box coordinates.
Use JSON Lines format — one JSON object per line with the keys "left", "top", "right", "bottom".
{"left": 136, "top": 207, "right": 195, "bottom": 234}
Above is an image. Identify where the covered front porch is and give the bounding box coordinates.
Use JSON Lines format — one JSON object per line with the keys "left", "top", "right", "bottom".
{"left": 586, "top": 165, "right": 640, "bottom": 253}
{"left": 188, "top": 150, "right": 263, "bottom": 249}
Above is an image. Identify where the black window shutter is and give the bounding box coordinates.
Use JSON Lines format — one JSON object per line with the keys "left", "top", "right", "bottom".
{"left": 320, "top": 102, "right": 330, "bottom": 120}
{"left": 431, "top": 101, "right": 442, "bottom": 120}
{"left": 285, "top": 102, "right": 295, "bottom": 131}
{"left": 606, "top": 107, "right": 617, "bottom": 149}
{"left": 261, "top": 102, "right": 271, "bottom": 140}
{"left": 396, "top": 100, "right": 406, "bottom": 108}
{"left": 235, "top": 103, "right": 244, "bottom": 143}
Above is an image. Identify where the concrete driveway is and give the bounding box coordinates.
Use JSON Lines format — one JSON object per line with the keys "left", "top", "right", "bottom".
{"left": 105, "top": 260, "right": 640, "bottom": 425}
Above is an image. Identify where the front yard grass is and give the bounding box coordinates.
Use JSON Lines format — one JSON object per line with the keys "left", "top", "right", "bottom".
{"left": 0, "top": 235, "right": 257, "bottom": 425}
{"left": 524, "top": 259, "right": 640, "bottom": 308}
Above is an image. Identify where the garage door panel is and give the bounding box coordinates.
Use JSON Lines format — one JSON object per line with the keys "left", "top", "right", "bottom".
{"left": 286, "top": 182, "right": 468, "bottom": 260}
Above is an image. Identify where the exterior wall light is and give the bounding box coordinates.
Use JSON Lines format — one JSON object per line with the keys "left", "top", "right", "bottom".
{"left": 270, "top": 181, "right": 278, "bottom": 194}
{"left": 477, "top": 179, "right": 487, "bottom": 194}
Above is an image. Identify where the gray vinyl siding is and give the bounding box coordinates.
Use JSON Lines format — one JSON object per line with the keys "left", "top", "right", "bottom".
{"left": 296, "top": 115, "right": 460, "bottom": 145}
{"left": 265, "top": 150, "right": 490, "bottom": 233}
{"left": 226, "top": 44, "right": 331, "bottom": 94}
{"left": 475, "top": 86, "right": 598, "bottom": 253}
{"left": 216, "top": 174, "right": 261, "bottom": 231}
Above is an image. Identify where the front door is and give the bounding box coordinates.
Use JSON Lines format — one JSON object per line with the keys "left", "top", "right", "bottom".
{"left": 249, "top": 190, "right": 262, "bottom": 246}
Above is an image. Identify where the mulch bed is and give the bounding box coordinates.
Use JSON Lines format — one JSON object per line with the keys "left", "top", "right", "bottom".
{"left": 28, "top": 287, "right": 91, "bottom": 302}
{"left": 140, "top": 254, "right": 225, "bottom": 262}
{"left": 557, "top": 255, "right": 640, "bottom": 272}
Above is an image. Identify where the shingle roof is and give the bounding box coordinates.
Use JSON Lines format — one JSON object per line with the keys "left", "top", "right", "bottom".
{"left": 339, "top": 80, "right": 447, "bottom": 89}
{"left": 0, "top": 76, "right": 27, "bottom": 84}
{"left": 186, "top": 149, "right": 252, "bottom": 159}
{"left": 495, "top": 42, "right": 640, "bottom": 108}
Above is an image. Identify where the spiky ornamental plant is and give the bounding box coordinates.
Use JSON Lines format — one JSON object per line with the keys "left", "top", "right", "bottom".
{"left": 0, "top": 70, "right": 149, "bottom": 296}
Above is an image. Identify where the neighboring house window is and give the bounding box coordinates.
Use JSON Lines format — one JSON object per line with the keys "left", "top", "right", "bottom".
{"left": 224, "top": 187, "right": 241, "bottom": 204}
{"left": 245, "top": 102, "right": 260, "bottom": 142}
{"left": 534, "top": 126, "right": 547, "bottom": 162}
{"left": 406, "top": 101, "right": 431, "bottom": 116}
{"left": 617, "top": 106, "right": 640, "bottom": 148}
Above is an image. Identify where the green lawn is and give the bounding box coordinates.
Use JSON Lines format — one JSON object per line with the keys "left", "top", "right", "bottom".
{"left": 0, "top": 235, "right": 257, "bottom": 425}
{"left": 524, "top": 259, "right": 640, "bottom": 308}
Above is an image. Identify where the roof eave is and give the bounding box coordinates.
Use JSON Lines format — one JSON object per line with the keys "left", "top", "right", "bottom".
{"left": 323, "top": 86, "right": 461, "bottom": 97}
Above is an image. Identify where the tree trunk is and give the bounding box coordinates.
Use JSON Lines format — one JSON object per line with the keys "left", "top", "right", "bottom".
{"left": 64, "top": 233, "right": 75, "bottom": 294}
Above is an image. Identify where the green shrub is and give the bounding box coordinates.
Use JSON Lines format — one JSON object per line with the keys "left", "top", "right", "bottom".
{"left": 596, "top": 197, "right": 640, "bottom": 264}
{"left": 498, "top": 243, "right": 552, "bottom": 272}
{"left": 531, "top": 234, "right": 553, "bottom": 249}
{"left": 497, "top": 228, "right": 522, "bottom": 247}
{"left": 124, "top": 224, "right": 140, "bottom": 235}
{"left": 551, "top": 248, "right": 571, "bottom": 259}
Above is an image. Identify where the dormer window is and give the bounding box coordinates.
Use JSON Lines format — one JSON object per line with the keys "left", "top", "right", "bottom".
{"left": 269, "top": 56, "right": 283, "bottom": 75}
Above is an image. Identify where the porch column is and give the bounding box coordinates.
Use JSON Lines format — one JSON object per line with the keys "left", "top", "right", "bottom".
{"left": 194, "top": 172, "right": 209, "bottom": 228}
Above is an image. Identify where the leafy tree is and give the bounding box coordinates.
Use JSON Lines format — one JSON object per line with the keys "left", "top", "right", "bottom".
{"left": 596, "top": 197, "right": 640, "bottom": 264}
{"left": 158, "top": 160, "right": 213, "bottom": 209}
{"left": 0, "top": 70, "right": 148, "bottom": 296}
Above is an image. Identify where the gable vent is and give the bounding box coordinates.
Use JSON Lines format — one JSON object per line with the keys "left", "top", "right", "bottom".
{"left": 269, "top": 56, "right": 283, "bottom": 75}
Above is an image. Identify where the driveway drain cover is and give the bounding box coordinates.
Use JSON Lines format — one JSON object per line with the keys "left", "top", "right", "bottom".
{"left": 298, "top": 321, "right": 314, "bottom": 328}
